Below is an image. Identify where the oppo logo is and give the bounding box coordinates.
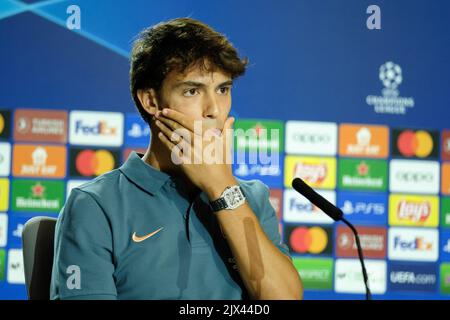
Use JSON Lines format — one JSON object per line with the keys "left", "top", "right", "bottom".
{"left": 293, "top": 133, "right": 331, "bottom": 144}
{"left": 395, "top": 171, "right": 434, "bottom": 183}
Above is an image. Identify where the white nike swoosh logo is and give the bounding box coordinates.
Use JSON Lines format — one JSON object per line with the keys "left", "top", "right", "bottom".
{"left": 132, "top": 227, "right": 164, "bottom": 243}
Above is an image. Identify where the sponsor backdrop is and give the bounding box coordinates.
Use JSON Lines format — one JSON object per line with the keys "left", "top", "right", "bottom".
{"left": 0, "top": 0, "right": 449, "bottom": 300}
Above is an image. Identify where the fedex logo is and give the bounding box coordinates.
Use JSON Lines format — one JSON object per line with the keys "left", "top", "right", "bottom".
{"left": 283, "top": 189, "right": 334, "bottom": 224}
{"left": 74, "top": 120, "right": 116, "bottom": 135}
{"left": 337, "top": 191, "right": 387, "bottom": 224}
{"left": 69, "top": 111, "right": 123, "bottom": 146}
{"left": 388, "top": 227, "right": 438, "bottom": 262}
{"left": 393, "top": 237, "right": 433, "bottom": 251}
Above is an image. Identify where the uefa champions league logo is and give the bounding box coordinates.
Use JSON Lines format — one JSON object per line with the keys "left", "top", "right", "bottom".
{"left": 366, "top": 61, "right": 414, "bottom": 115}
{"left": 379, "top": 61, "right": 402, "bottom": 93}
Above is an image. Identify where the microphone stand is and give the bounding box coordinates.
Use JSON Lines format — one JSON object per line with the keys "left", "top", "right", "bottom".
{"left": 291, "top": 178, "right": 372, "bottom": 300}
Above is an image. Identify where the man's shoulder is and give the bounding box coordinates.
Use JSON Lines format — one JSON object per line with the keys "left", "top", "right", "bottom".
{"left": 70, "top": 168, "right": 122, "bottom": 200}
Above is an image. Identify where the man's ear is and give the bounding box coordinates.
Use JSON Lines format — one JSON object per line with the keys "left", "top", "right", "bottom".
{"left": 137, "top": 88, "right": 159, "bottom": 116}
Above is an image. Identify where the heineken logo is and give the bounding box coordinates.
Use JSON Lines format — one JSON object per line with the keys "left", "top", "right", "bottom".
{"left": 12, "top": 180, "right": 64, "bottom": 212}
{"left": 338, "top": 159, "right": 387, "bottom": 191}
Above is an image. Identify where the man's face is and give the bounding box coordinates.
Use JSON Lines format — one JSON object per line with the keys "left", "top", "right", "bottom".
{"left": 156, "top": 62, "right": 233, "bottom": 132}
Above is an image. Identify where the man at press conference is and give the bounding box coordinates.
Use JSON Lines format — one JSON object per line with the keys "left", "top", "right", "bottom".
{"left": 50, "top": 17, "right": 303, "bottom": 300}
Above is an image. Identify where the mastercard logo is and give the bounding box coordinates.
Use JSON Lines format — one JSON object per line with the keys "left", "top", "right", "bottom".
{"left": 288, "top": 226, "right": 330, "bottom": 254}
{"left": 75, "top": 149, "right": 116, "bottom": 176}
{"left": 396, "top": 130, "right": 435, "bottom": 158}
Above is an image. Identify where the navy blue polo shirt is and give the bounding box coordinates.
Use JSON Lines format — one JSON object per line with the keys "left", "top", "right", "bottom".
{"left": 50, "top": 151, "right": 290, "bottom": 300}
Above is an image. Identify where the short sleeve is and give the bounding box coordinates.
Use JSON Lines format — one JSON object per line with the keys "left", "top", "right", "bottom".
{"left": 50, "top": 188, "right": 117, "bottom": 300}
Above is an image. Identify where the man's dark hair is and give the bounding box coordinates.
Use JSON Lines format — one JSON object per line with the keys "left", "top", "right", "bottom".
{"left": 130, "top": 17, "right": 248, "bottom": 124}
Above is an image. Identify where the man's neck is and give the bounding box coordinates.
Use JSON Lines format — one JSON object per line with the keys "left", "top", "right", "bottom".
{"left": 142, "top": 138, "right": 200, "bottom": 200}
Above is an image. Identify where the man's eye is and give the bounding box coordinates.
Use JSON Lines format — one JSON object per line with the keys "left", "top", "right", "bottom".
{"left": 218, "top": 86, "right": 231, "bottom": 95}
{"left": 183, "top": 88, "right": 199, "bottom": 97}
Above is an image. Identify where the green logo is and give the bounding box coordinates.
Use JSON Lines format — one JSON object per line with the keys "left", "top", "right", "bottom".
{"left": 441, "top": 198, "right": 450, "bottom": 228}
{"left": 440, "top": 263, "right": 450, "bottom": 295}
{"left": 338, "top": 158, "right": 387, "bottom": 191}
{"left": 233, "top": 119, "right": 284, "bottom": 153}
{"left": 292, "top": 258, "right": 333, "bottom": 290}
{"left": 12, "top": 179, "right": 64, "bottom": 212}
{"left": 0, "top": 249, "right": 5, "bottom": 281}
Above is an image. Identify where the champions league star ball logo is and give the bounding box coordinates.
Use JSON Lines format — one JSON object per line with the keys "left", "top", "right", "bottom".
{"left": 366, "top": 61, "right": 415, "bottom": 115}
{"left": 379, "top": 61, "right": 402, "bottom": 92}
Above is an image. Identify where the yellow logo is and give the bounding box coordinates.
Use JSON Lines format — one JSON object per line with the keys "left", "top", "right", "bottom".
{"left": 0, "top": 114, "right": 4, "bottom": 134}
{"left": 284, "top": 156, "right": 336, "bottom": 189}
{"left": 0, "top": 179, "right": 9, "bottom": 211}
{"left": 389, "top": 194, "right": 439, "bottom": 227}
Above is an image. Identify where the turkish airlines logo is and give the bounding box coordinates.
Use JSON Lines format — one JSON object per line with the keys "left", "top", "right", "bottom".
{"left": 285, "top": 121, "right": 337, "bottom": 155}
{"left": 336, "top": 226, "right": 386, "bottom": 259}
{"left": 69, "top": 147, "right": 120, "bottom": 178}
{"left": 442, "top": 130, "right": 450, "bottom": 161}
{"left": 13, "top": 109, "right": 67, "bottom": 143}
{"left": 389, "top": 160, "right": 439, "bottom": 194}
{"left": 69, "top": 111, "right": 124, "bottom": 146}
{"left": 388, "top": 227, "right": 438, "bottom": 262}
{"left": 392, "top": 129, "right": 439, "bottom": 159}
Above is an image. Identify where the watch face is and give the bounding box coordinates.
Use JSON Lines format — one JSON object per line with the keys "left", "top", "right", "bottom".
{"left": 224, "top": 186, "right": 245, "bottom": 209}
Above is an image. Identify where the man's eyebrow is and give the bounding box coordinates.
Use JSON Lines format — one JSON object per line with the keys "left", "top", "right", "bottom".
{"left": 173, "top": 80, "right": 233, "bottom": 89}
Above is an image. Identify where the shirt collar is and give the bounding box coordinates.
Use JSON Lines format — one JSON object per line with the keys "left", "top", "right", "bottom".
{"left": 119, "top": 151, "right": 171, "bottom": 196}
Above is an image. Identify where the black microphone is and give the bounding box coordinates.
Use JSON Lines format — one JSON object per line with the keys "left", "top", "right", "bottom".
{"left": 292, "top": 177, "right": 343, "bottom": 221}
{"left": 291, "top": 177, "right": 372, "bottom": 300}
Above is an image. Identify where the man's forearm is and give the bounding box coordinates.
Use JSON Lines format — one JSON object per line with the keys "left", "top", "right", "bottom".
{"left": 204, "top": 179, "right": 303, "bottom": 300}
{"left": 216, "top": 203, "right": 303, "bottom": 300}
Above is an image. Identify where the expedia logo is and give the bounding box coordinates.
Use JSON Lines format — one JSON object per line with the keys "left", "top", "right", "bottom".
{"left": 69, "top": 111, "right": 123, "bottom": 146}
{"left": 69, "top": 147, "right": 120, "bottom": 178}
{"left": 392, "top": 129, "right": 439, "bottom": 159}
{"left": 284, "top": 224, "right": 332, "bottom": 255}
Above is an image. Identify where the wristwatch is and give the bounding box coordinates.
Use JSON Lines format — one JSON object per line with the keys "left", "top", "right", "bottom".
{"left": 209, "top": 185, "right": 246, "bottom": 212}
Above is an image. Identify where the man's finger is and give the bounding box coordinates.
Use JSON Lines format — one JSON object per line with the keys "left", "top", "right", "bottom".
{"left": 159, "top": 108, "right": 195, "bottom": 132}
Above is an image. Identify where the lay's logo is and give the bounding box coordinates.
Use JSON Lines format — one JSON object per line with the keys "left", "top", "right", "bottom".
{"left": 69, "top": 111, "right": 123, "bottom": 146}
{"left": 284, "top": 156, "right": 336, "bottom": 189}
{"left": 389, "top": 194, "right": 438, "bottom": 227}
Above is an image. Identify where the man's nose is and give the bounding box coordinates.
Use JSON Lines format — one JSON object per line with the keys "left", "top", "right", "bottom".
{"left": 203, "top": 92, "right": 220, "bottom": 119}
